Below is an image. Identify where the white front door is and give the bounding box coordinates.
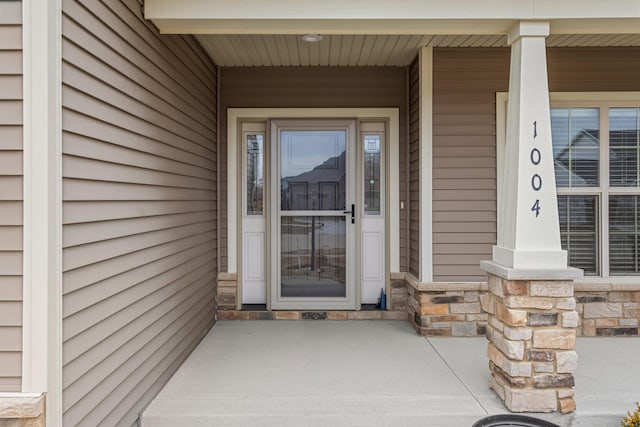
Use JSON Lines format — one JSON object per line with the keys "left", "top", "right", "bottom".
{"left": 270, "top": 120, "right": 357, "bottom": 309}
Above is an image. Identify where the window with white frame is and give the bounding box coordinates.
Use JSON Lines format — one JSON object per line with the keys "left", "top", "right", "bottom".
{"left": 550, "top": 100, "right": 640, "bottom": 276}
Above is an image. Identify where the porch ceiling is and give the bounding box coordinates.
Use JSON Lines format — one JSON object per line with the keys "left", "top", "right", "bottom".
{"left": 196, "top": 33, "right": 640, "bottom": 67}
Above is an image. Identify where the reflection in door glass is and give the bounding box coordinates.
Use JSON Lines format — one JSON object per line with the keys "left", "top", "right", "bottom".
{"left": 246, "top": 134, "right": 264, "bottom": 215}
{"left": 364, "top": 134, "right": 381, "bottom": 215}
{"left": 280, "top": 130, "right": 346, "bottom": 211}
{"left": 280, "top": 216, "right": 346, "bottom": 297}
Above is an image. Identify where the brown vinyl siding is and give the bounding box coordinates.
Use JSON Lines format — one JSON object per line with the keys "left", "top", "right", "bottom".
{"left": 62, "top": 0, "right": 217, "bottom": 425}
{"left": 432, "top": 47, "right": 640, "bottom": 282}
{"left": 0, "top": 2, "right": 23, "bottom": 393}
{"left": 219, "top": 66, "right": 408, "bottom": 272}
{"left": 432, "top": 48, "right": 508, "bottom": 282}
{"left": 408, "top": 57, "right": 420, "bottom": 278}
{"left": 547, "top": 48, "right": 640, "bottom": 91}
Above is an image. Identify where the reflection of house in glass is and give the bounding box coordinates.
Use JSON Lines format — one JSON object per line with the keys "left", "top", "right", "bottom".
{"left": 554, "top": 128, "right": 639, "bottom": 187}
{"left": 554, "top": 124, "right": 640, "bottom": 275}
{"left": 554, "top": 129, "right": 600, "bottom": 187}
{"left": 280, "top": 151, "right": 347, "bottom": 297}
{"left": 364, "top": 135, "right": 381, "bottom": 214}
{"left": 281, "top": 151, "right": 346, "bottom": 211}
{"left": 609, "top": 130, "right": 639, "bottom": 186}
{"left": 246, "top": 134, "right": 264, "bottom": 214}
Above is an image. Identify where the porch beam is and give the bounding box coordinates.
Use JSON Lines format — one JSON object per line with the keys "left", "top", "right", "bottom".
{"left": 145, "top": 0, "right": 640, "bottom": 21}
{"left": 146, "top": 18, "right": 640, "bottom": 36}
{"left": 145, "top": 0, "right": 640, "bottom": 35}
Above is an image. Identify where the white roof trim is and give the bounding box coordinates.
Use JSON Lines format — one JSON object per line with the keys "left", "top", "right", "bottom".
{"left": 146, "top": 0, "right": 640, "bottom": 35}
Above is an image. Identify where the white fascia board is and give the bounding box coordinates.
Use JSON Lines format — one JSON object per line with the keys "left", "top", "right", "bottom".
{"left": 550, "top": 18, "right": 640, "bottom": 34}
{"left": 149, "top": 19, "right": 515, "bottom": 35}
{"left": 146, "top": 0, "right": 640, "bottom": 35}
{"left": 146, "top": 0, "right": 640, "bottom": 20}
{"left": 533, "top": 0, "right": 640, "bottom": 19}
{"left": 145, "top": 0, "right": 535, "bottom": 20}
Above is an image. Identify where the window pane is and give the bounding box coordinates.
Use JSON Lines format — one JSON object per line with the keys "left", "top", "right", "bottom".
{"left": 551, "top": 108, "right": 600, "bottom": 187}
{"left": 610, "top": 108, "right": 640, "bottom": 187}
{"left": 557, "top": 195, "right": 599, "bottom": 275}
{"left": 280, "top": 216, "right": 346, "bottom": 297}
{"left": 363, "top": 134, "right": 381, "bottom": 215}
{"left": 246, "top": 134, "right": 264, "bottom": 215}
{"left": 609, "top": 195, "right": 640, "bottom": 275}
{"left": 280, "top": 130, "right": 346, "bottom": 211}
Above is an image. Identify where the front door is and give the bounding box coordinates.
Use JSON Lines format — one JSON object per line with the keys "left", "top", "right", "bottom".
{"left": 270, "top": 120, "right": 357, "bottom": 309}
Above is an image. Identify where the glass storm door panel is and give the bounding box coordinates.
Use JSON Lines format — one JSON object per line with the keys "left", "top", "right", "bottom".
{"left": 271, "top": 122, "right": 356, "bottom": 309}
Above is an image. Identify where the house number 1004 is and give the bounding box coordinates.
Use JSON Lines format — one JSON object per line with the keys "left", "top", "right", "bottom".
{"left": 531, "top": 121, "right": 541, "bottom": 218}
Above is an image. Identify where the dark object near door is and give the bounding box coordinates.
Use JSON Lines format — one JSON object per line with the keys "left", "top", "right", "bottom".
{"left": 472, "top": 414, "right": 561, "bottom": 427}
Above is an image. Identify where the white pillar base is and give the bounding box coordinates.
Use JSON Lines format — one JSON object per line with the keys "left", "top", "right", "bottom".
{"left": 492, "top": 246, "right": 568, "bottom": 271}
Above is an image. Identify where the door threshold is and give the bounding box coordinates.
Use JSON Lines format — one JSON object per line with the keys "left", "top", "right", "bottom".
{"left": 219, "top": 309, "right": 408, "bottom": 321}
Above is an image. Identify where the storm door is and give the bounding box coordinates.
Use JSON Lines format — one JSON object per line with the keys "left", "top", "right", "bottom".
{"left": 270, "top": 120, "right": 357, "bottom": 309}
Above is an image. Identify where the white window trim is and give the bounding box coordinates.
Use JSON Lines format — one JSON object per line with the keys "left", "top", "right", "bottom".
{"left": 227, "top": 108, "right": 401, "bottom": 275}
{"left": 497, "top": 91, "right": 640, "bottom": 282}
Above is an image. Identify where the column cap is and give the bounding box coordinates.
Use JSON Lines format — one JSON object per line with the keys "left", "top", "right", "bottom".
{"left": 507, "top": 21, "right": 550, "bottom": 45}
{"left": 481, "top": 260, "right": 583, "bottom": 281}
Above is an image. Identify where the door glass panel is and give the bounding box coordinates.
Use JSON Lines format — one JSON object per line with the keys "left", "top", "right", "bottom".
{"left": 280, "top": 130, "right": 346, "bottom": 211}
{"left": 246, "top": 134, "right": 264, "bottom": 215}
{"left": 363, "top": 134, "right": 381, "bottom": 215}
{"left": 280, "top": 216, "right": 346, "bottom": 297}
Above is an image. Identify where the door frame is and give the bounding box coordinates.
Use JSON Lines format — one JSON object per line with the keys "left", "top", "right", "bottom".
{"left": 228, "top": 108, "right": 400, "bottom": 309}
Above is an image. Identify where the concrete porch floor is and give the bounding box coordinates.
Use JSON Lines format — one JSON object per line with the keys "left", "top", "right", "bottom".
{"left": 142, "top": 320, "right": 640, "bottom": 426}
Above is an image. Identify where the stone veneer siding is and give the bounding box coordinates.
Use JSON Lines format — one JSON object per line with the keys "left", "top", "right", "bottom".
{"left": 484, "top": 274, "right": 578, "bottom": 413}
{"left": 408, "top": 282, "right": 488, "bottom": 336}
{"left": 216, "top": 272, "right": 639, "bottom": 333}
{"left": 576, "top": 285, "right": 640, "bottom": 337}
{"left": 217, "top": 273, "right": 409, "bottom": 316}
{"left": 404, "top": 275, "right": 640, "bottom": 337}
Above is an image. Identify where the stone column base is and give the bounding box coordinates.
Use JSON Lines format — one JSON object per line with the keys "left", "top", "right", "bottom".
{"left": 216, "top": 272, "right": 237, "bottom": 310}
{"left": 483, "top": 271, "right": 579, "bottom": 413}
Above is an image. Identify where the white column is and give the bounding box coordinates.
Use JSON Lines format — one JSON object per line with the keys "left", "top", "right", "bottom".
{"left": 419, "top": 46, "right": 433, "bottom": 282}
{"left": 22, "top": 0, "right": 63, "bottom": 425}
{"left": 491, "top": 21, "right": 567, "bottom": 271}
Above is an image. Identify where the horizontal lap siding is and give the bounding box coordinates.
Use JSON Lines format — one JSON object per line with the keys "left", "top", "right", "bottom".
{"left": 408, "top": 57, "right": 420, "bottom": 278}
{"left": 62, "top": 0, "right": 217, "bottom": 425}
{"left": 0, "top": 3, "right": 23, "bottom": 393}
{"left": 432, "top": 47, "right": 640, "bottom": 283}
{"left": 547, "top": 48, "right": 640, "bottom": 92}
{"left": 219, "top": 67, "right": 408, "bottom": 271}
{"left": 432, "top": 48, "right": 508, "bottom": 282}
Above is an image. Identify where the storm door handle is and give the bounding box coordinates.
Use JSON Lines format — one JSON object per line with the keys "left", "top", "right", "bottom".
{"left": 343, "top": 204, "right": 355, "bottom": 224}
